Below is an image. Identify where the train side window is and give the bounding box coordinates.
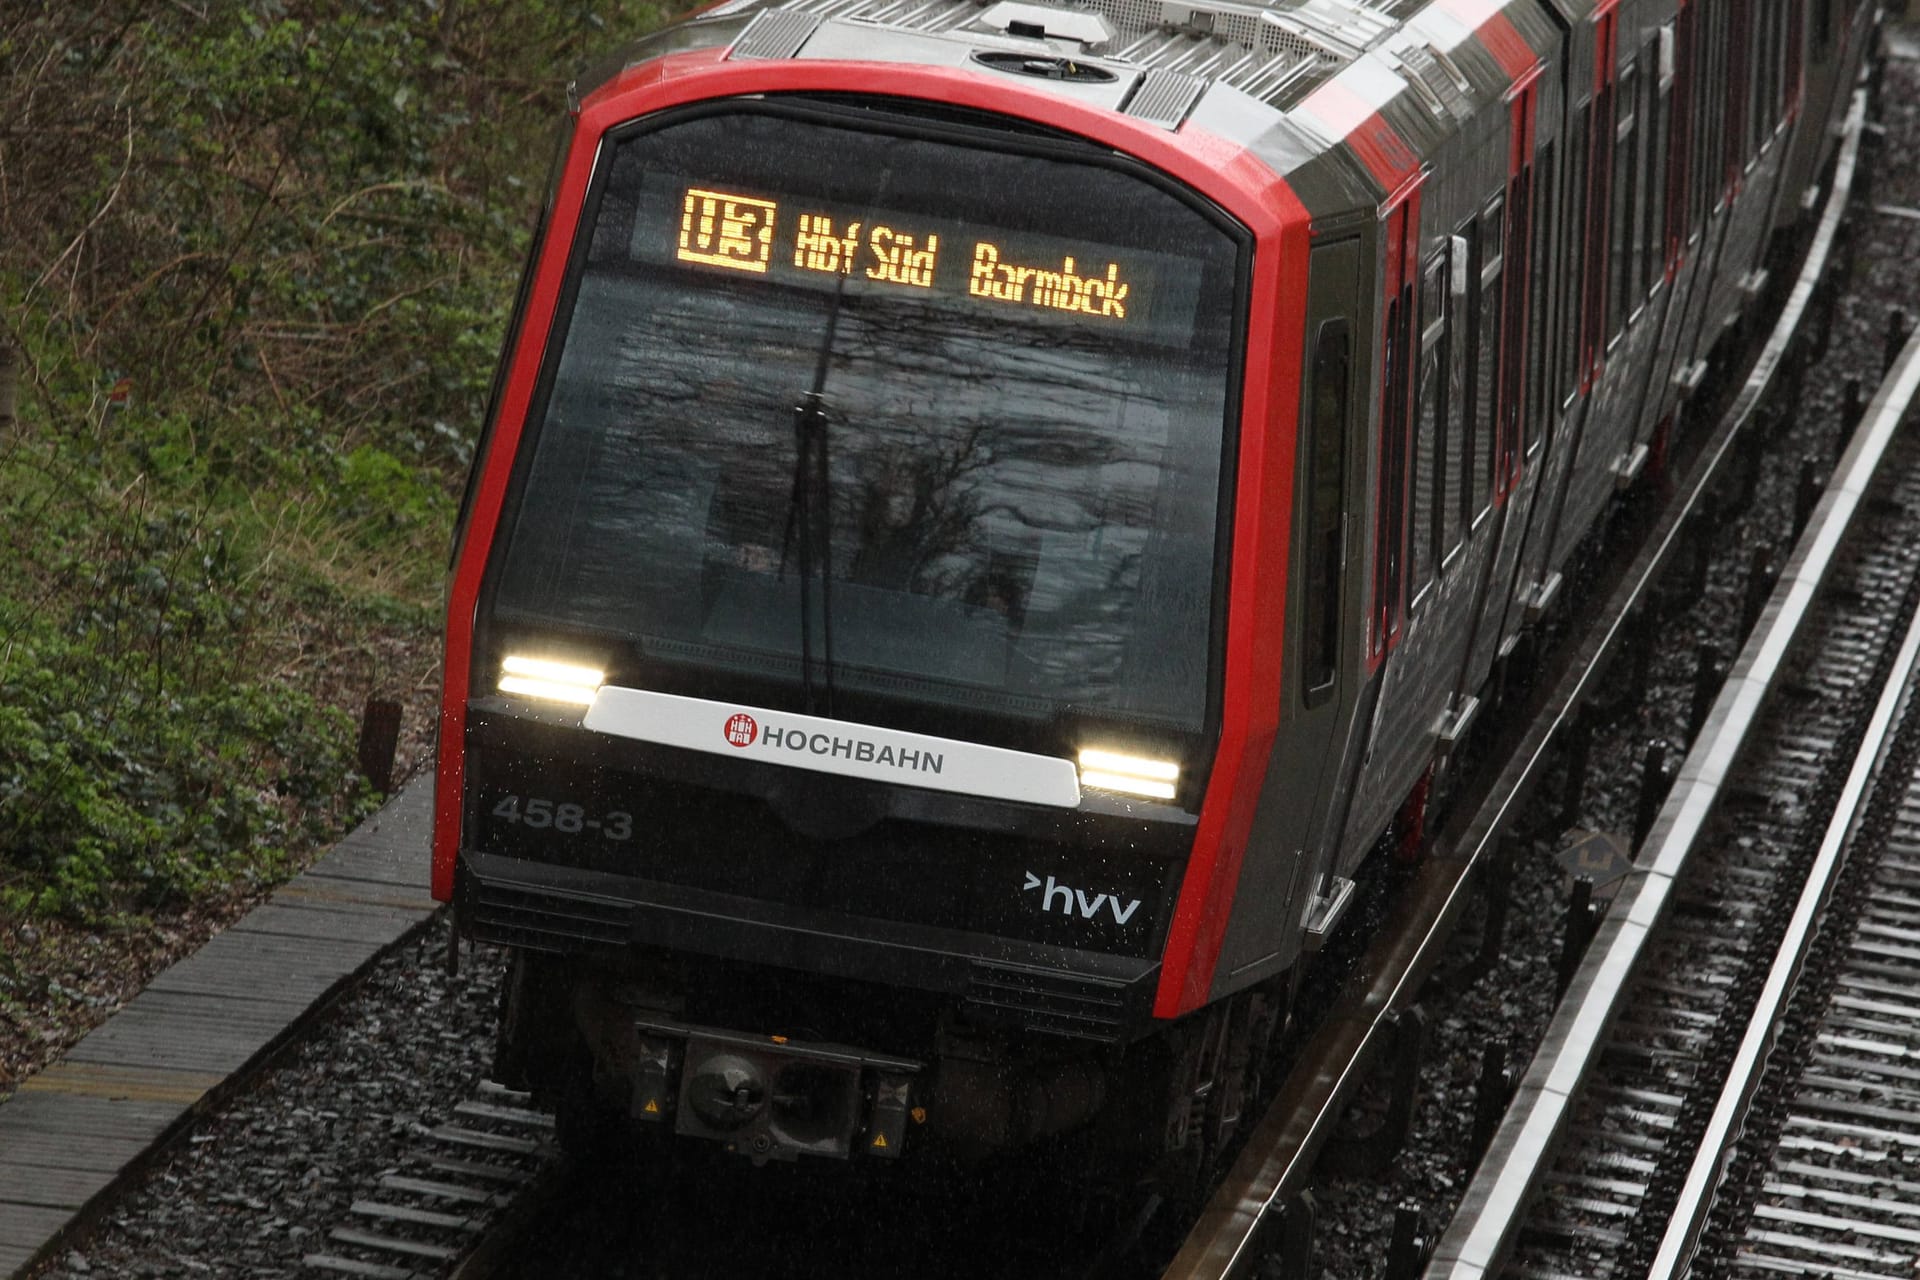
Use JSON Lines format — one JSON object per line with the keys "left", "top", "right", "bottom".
{"left": 1692, "top": 4, "right": 1712, "bottom": 230}
{"left": 1712, "top": 0, "right": 1728, "bottom": 214}
{"left": 1444, "top": 230, "right": 1468, "bottom": 561}
{"left": 1732, "top": 0, "right": 1747, "bottom": 165}
{"left": 1765, "top": 1, "right": 1782, "bottom": 145}
{"left": 1609, "top": 58, "right": 1637, "bottom": 346}
{"left": 1760, "top": 2, "right": 1776, "bottom": 148}
{"left": 1782, "top": 0, "right": 1800, "bottom": 132}
{"left": 1414, "top": 253, "right": 1447, "bottom": 599}
{"left": 1586, "top": 8, "right": 1617, "bottom": 380}
{"left": 1652, "top": 24, "right": 1678, "bottom": 287}
{"left": 1528, "top": 143, "right": 1555, "bottom": 451}
{"left": 1471, "top": 202, "right": 1501, "bottom": 523}
{"left": 1500, "top": 155, "right": 1532, "bottom": 493}
{"left": 1303, "top": 321, "right": 1350, "bottom": 708}
{"left": 1561, "top": 105, "right": 1588, "bottom": 405}
{"left": 1671, "top": 5, "right": 1695, "bottom": 256}
{"left": 1785, "top": 0, "right": 1796, "bottom": 116}
{"left": 1758, "top": 2, "right": 1774, "bottom": 153}
{"left": 1376, "top": 276, "right": 1415, "bottom": 649}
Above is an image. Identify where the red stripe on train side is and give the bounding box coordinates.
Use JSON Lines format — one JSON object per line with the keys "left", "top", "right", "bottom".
{"left": 1433, "top": 2, "right": 1541, "bottom": 89}
{"left": 1153, "top": 167, "right": 1309, "bottom": 1019}
{"left": 1480, "top": 15, "right": 1541, "bottom": 84}
{"left": 1300, "top": 79, "right": 1421, "bottom": 193}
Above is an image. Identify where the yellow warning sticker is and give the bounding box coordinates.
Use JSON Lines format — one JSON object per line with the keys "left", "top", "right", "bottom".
{"left": 872, "top": 1133, "right": 889, "bottom": 1149}
{"left": 643, "top": 1099, "right": 661, "bottom": 1114}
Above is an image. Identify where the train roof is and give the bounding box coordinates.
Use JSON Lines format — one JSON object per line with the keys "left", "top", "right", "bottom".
{"left": 576, "top": 0, "right": 1575, "bottom": 224}
{"left": 585, "top": 0, "right": 1567, "bottom": 116}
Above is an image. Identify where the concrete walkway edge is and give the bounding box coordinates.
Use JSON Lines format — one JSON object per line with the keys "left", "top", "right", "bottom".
{"left": 0, "top": 780, "right": 440, "bottom": 1278}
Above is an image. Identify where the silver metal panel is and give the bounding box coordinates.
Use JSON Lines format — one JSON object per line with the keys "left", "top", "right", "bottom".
{"left": 974, "top": 1, "right": 1115, "bottom": 46}
{"left": 1122, "top": 67, "right": 1209, "bottom": 127}
{"left": 730, "top": 7, "right": 825, "bottom": 59}
{"left": 798, "top": 20, "right": 1143, "bottom": 107}
{"left": 777, "top": 0, "right": 1356, "bottom": 105}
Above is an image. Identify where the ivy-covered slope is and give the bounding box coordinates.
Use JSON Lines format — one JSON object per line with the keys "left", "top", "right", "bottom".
{"left": 0, "top": 1, "right": 681, "bottom": 920}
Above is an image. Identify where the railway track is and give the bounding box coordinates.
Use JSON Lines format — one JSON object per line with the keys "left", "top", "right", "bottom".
{"left": 301, "top": 1083, "right": 555, "bottom": 1280}
{"left": 1425, "top": 162, "right": 1920, "bottom": 1280}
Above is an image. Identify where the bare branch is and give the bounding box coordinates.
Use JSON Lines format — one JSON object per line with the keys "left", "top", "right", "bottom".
{"left": 25, "top": 108, "right": 135, "bottom": 309}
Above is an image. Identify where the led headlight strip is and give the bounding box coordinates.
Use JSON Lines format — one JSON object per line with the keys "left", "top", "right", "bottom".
{"left": 497, "top": 654, "right": 604, "bottom": 706}
{"left": 1077, "top": 748, "right": 1179, "bottom": 800}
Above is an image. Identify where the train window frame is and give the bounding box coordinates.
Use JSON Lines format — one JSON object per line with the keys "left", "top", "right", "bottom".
{"left": 1725, "top": 0, "right": 1749, "bottom": 196}
{"left": 1585, "top": 5, "right": 1620, "bottom": 386}
{"left": 1672, "top": 5, "right": 1697, "bottom": 258}
{"left": 1443, "top": 230, "right": 1469, "bottom": 566}
{"left": 476, "top": 94, "right": 1257, "bottom": 759}
{"left": 1374, "top": 218, "right": 1418, "bottom": 655}
{"left": 1469, "top": 195, "right": 1501, "bottom": 529}
{"left": 1527, "top": 142, "right": 1555, "bottom": 457}
{"left": 1303, "top": 318, "right": 1351, "bottom": 709}
{"left": 1648, "top": 25, "right": 1675, "bottom": 299}
{"left": 1413, "top": 249, "right": 1447, "bottom": 605}
{"left": 1498, "top": 91, "right": 1534, "bottom": 499}
{"left": 1707, "top": 0, "right": 1729, "bottom": 217}
{"left": 1561, "top": 102, "right": 1588, "bottom": 408}
{"left": 1608, "top": 56, "right": 1637, "bottom": 351}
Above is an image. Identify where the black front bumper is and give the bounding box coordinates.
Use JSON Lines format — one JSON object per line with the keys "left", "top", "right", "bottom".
{"left": 456, "top": 850, "right": 1161, "bottom": 1042}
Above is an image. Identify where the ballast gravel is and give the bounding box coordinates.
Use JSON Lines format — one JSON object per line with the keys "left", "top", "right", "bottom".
{"left": 32, "top": 923, "right": 506, "bottom": 1280}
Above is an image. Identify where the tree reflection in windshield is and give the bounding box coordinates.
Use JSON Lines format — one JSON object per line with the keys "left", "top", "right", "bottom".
{"left": 491, "top": 109, "right": 1238, "bottom": 736}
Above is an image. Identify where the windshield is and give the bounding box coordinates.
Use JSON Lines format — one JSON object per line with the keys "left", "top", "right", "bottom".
{"left": 489, "top": 103, "right": 1244, "bottom": 738}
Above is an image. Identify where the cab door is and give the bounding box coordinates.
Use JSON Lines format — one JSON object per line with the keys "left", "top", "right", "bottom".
{"left": 1213, "top": 232, "right": 1368, "bottom": 988}
{"left": 1292, "top": 220, "right": 1395, "bottom": 950}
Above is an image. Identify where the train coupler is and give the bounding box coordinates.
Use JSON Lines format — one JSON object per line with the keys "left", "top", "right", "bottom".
{"left": 577, "top": 985, "right": 921, "bottom": 1164}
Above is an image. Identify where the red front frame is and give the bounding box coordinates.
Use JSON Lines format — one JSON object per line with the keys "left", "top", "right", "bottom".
{"left": 431, "top": 48, "right": 1312, "bottom": 1022}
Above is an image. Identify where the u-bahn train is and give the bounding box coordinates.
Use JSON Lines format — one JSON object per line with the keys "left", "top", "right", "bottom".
{"left": 433, "top": 0, "right": 1876, "bottom": 1183}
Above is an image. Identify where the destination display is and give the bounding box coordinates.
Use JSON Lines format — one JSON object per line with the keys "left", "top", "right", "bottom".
{"left": 635, "top": 179, "right": 1204, "bottom": 341}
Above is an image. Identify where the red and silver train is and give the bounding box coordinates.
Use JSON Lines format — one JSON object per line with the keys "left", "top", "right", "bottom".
{"left": 434, "top": 0, "right": 1875, "bottom": 1179}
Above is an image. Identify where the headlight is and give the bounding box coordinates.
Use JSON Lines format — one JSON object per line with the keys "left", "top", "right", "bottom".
{"left": 497, "top": 654, "right": 604, "bottom": 706}
{"left": 1077, "top": 748, "right": 1179, "bottom": 800}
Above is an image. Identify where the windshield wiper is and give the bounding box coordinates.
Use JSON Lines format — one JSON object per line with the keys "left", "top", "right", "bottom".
{"left": 780, "top": 279, "right": 844, "bottom": 716}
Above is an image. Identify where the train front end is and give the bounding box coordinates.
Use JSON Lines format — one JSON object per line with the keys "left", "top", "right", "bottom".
{"left": 434, "top": 6, "right": 1308, "bottom": 1169}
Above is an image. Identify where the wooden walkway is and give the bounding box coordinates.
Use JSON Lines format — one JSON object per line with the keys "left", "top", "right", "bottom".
{"left": 0, "top": 781, "right": 439, "bottom": 1278}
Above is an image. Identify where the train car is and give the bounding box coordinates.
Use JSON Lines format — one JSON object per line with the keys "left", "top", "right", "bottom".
{"left": 433, "top": 0, "right": 1875, "bottom": 1184}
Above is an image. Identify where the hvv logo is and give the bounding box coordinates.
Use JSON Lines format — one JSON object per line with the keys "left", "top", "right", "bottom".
{"left": 1023, "top": 872, "right": 1142, "bottom": 925}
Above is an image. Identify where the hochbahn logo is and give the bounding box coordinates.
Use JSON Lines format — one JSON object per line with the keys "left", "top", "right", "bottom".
{"left": 723, "top": 713, "right": 945, "bottom": 776}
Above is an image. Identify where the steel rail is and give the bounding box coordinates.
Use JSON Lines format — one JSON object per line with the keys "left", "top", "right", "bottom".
{"left": 1649, "top": 454, "right": 1920, "bottom": 1278}
{"left": 1422, "top": 86, "right": 1894, "bottom": 1280}
{"left": 1165, "top": 81, "right": 1872, "bottom": 1280}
